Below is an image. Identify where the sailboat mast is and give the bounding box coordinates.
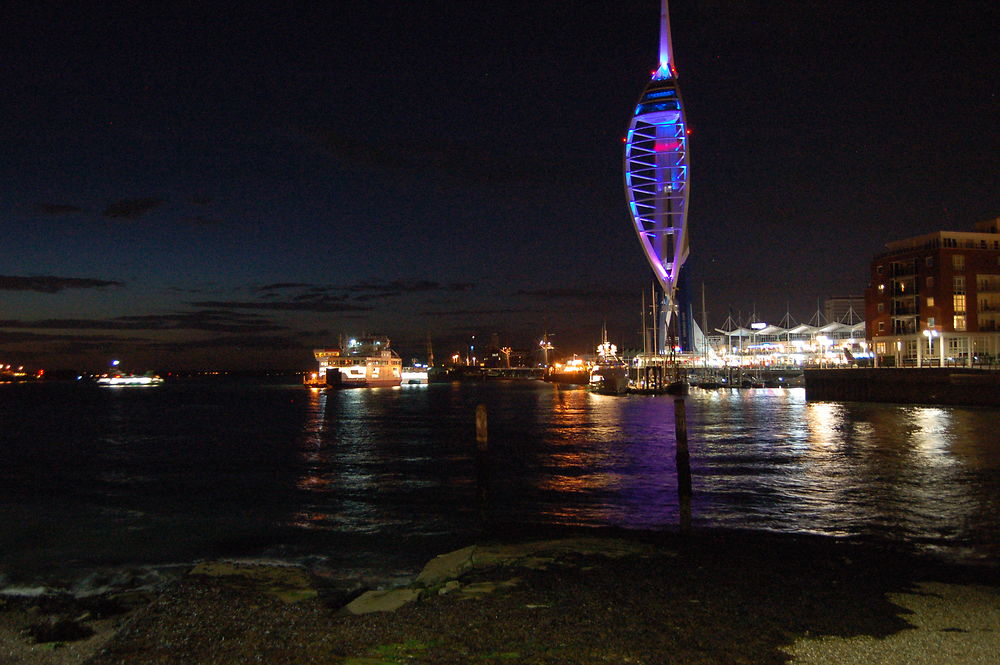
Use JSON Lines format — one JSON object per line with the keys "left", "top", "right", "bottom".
{"left": 641, "top": 290, "right": 648, "bottom": 354}
{"left": 651, "top": 282, "right": 659, "bottom": 354}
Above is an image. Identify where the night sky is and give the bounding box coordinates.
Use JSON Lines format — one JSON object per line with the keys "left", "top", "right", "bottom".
{"left": 3, "top": 1, "right": 997, "bottom": 371}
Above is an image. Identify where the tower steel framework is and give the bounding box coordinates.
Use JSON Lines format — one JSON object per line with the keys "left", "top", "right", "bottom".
{"left": 624, "top": 0, "right": 689, "bottom": 350}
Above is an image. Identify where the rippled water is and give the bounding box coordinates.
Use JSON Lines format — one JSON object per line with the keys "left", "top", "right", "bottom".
{"left": 1, "top": 378, "right": 997, "bottom": 590}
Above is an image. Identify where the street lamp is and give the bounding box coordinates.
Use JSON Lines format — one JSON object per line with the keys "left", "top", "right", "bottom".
{"left": 923, "top": 328, "right": 939, "bottom": 364}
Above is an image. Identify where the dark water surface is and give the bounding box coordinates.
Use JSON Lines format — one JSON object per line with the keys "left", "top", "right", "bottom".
{"left": 1, "top": 378, "right": 998, "bottom": 592}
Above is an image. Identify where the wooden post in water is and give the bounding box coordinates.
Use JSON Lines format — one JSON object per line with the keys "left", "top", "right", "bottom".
{"left": 474, "top": 404, "right": 490, "bottom": 525}
{"left": 674, "top": 396, "right": 692, "bottom": 530}
{"left": 475, "top": 404, "right": 488, "bottom": 451}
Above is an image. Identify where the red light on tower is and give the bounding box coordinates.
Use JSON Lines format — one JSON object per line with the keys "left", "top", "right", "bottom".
{"left": 655, "top": 139, "right": 681, "bottom": 152}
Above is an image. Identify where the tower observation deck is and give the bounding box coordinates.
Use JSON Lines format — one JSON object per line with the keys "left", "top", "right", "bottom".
{"left": 624, "top": 0, "right": 690, "bottom": 350}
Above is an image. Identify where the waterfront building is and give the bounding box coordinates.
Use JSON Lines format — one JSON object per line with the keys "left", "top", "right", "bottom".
{"left": 708, "top": 319, "right": 867, "bottom": 368}
{"left": 823, "top": 295, "right": 865, "bottom": 324}
{"left": 866, "top": 218, "right": 1000, "bottom": 367}
{"left": 624, "top": 0, "right": 690, "bottom": 351}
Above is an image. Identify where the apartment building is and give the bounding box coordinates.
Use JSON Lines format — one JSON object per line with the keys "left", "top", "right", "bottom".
{"left": 866, "top": 218, "right": 1000, "bottom": 367}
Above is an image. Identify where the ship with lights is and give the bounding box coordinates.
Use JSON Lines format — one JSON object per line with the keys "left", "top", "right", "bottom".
{"left": 304, "top": 335, "right": 403, "bottom": 388}
{"left": 0, "top": 364, "right": 44, "bottom": 382}
{"left": 589, "top": 331, "right": 629, "bottom": 395}
{"left": 95, "top": 360, "right": 164, "bottom": 386}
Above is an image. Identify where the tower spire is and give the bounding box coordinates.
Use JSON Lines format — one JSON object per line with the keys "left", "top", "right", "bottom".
{"left": 657, "top": 0, "right": 675, "bottom": 79}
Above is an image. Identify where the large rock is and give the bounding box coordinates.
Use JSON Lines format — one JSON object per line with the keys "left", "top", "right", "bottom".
{"left": 414, "top": 545, "right": 476, "bottom": 587}
{"left": 344, "top": 588, "right": 421, "bottom": 614}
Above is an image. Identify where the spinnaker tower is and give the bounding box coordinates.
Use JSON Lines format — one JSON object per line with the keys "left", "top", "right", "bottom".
{"left": 624, "top": 0, "right": 690, "bottom": 350}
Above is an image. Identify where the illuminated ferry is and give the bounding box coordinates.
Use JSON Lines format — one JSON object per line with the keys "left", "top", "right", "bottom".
{"left": 95, "top": 361, "right": 164, "bottom": 387}
{"left": 96, "top": 373, "right": 164, "bottom": 387}
{"left": 304, "top": 336, "right": 402, "bottom": 388}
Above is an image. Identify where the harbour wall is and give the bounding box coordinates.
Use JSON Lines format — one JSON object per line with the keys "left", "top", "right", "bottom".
{"left": 804, "top": 368, "right": 1000, "bottom": 407}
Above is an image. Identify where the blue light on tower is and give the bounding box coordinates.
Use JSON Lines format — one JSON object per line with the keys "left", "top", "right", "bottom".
{"left": 624, "top": 0, "right": 690, "bottom": 351}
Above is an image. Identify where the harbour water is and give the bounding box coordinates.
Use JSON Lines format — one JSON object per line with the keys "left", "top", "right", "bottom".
{"left": 1, "top": 378, "right": 998, "bottom": 595}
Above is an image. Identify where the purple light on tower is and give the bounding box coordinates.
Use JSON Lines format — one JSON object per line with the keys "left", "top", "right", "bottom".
{"left": 624, "top": 0, "right": 689, "bottom": 350}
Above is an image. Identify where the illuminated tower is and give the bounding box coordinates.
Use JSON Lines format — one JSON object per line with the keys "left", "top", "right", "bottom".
{"left": 624, "top": 0, "right": 690, "bottom": 351}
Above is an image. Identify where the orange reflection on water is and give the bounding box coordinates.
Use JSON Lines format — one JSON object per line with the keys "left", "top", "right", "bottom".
{"left": 805, "top": 401, "right": 846, "bottom": 448}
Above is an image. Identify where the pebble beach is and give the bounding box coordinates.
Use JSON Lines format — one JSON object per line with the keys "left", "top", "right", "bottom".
{"left": 3, "top": 529, "right": 999, "bottom": 665}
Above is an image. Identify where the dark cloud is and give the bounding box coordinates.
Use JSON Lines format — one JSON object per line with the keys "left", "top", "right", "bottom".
{"left": 348, "top": 280, "right": 474, "bottom": 300}
{"left": 116, "top": 310, "right": 285, "bottom": 333}
{"left": 35, "top": 203, "right": 84, "bottom": 215}
{"left": 103, "top": 197, "right": 164, "bottom": 219}
{"left": 189, "top": 298, "right": 372, "bottom": 313}
{"left": 0, "top": 310, "right": 283, "bottom": 333}
{"left": 152, "top": 334, "right": 304, "bottom": 352}
{"left": 353, "top": 291, "right": 403, "bottom": 303}
{"left": 250, "top": 280, "right": 474, "bottom": 303}
{"left": 0, "top": 330, "right": 149, "bottom": 344}
{"left": 190, "top": 196, "right": 212, "bottom": 206}
{"left": 420, "top": 308, "right": 525, "bottom": 317}
{"left": 0, "top": 275, "right": 124, "bottom": 293}
{"left": 514, "top": 287, "right": 633, "bottom": 299}
{"left": 351, "top": 279, "right": 441, "bottom": 293}
{"left": 257, "top": 282, "right": 315, "bottom": 292}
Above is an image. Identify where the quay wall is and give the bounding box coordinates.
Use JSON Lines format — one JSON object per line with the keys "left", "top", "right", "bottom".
{"left": 804, "top": 368, "right": 1000, "bottom": 407}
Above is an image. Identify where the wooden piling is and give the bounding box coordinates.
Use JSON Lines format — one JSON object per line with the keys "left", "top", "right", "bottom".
{"left": 475, "top": 403, "right": 488, "bottom": 451}
{"left": 674, "top": 396, "right": 692, "bottom": 498}
{"left": 474, "top": 404, "right": 490, "bottom": 525}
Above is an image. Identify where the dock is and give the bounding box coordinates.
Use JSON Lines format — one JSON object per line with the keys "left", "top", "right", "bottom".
{"left": 804, "top": 368, "right": 1000, "bottom": 407}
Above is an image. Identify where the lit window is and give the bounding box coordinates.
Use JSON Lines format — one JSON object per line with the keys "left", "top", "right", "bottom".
{"left": 953, "top": 295, "right": 966, "bottom": 314}
{"left": 953, "top": 254, "right": 965, "bottom": 271}
{"left": 954, "top": 315, "right": 967, "bottom": 331}
{"left": 926, "top": 296, "right": 935, "bottom": 307}
{"left": 878, "top": 283, "right": 885, "bottom": 293}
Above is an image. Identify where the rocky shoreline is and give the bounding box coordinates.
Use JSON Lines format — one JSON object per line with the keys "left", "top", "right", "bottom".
{"left": 2, "top": 529, "right": 998, "bottom": 664}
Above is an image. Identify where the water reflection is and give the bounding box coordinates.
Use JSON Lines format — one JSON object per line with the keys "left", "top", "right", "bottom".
{"left": 286, "top": 382, "right": 1000, "bottom": 562}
